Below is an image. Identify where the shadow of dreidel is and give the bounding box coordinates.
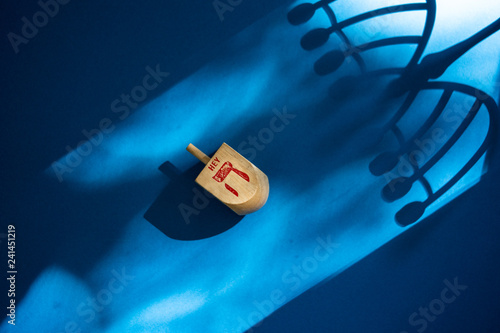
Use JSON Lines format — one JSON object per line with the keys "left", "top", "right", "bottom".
{"left": 186, "top": 143, "right": 269, "bottom": 215}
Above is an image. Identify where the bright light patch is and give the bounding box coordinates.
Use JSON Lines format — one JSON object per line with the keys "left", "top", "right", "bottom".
{"left": 34, "top": 1, "right": 499, "bottom": 333}
{"left": 132, "top": 291, "right": 208, "bottom": 325}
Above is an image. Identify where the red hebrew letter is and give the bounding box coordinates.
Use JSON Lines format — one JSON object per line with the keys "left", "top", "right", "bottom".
{"left": 212, "top": 162, "right": 250, "bottom": 197}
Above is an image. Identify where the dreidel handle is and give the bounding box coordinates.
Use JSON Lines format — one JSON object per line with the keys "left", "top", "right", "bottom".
{"left": 186, "top": 143, "right": 211, "bottom": 165}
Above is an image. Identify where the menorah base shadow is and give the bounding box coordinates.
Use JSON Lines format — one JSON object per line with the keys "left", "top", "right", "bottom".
{"left": 144, "top": 161, "right": 244, "bottom": 241}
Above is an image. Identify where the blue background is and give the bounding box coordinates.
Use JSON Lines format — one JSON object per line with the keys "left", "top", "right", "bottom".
{"left": 1, "top": 0, "right": 500, "bottom": 332}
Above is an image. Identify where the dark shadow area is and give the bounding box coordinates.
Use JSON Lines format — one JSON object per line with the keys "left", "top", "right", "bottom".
{"left": 144, "top": 161, "right": 244, "bottom": 241}
{"left": 0, "top": 0, "right": 295, "bottom": 185}
{"left": 1, "top": 171, "right": 168, "bottom": 315}
{"left": 1, "top": 0, "right": 499, "bottom": 331}
{"left": 290, "top": 0, "right": 436, "bottom": 77}
{"left": 252, "top": 144, "right": 500, "bottom": 333}
{"left": 310, "top": 12, "right": 500, "bottom": 225}
{"left": 0, "top": 0, "right": 293, "bottom": 322}
{"left": 250, "top": 6, "right": 500, "bottom": 332}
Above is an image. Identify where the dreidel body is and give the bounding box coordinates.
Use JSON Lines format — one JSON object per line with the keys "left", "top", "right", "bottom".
{"left": 186, "top": 143, "right": 269, "bottom": 215}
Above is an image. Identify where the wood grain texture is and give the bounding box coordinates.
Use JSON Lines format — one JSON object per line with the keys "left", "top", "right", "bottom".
{"left": 191, "top": 143, "right": 269, "bottom": 215}
{"left": 186, "top": 143, "right": 211, "bottom": 165}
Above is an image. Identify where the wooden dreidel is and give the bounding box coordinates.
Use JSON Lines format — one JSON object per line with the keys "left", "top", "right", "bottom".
{"left": 186, "top": 143, "right": 269, "bottom": 215}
